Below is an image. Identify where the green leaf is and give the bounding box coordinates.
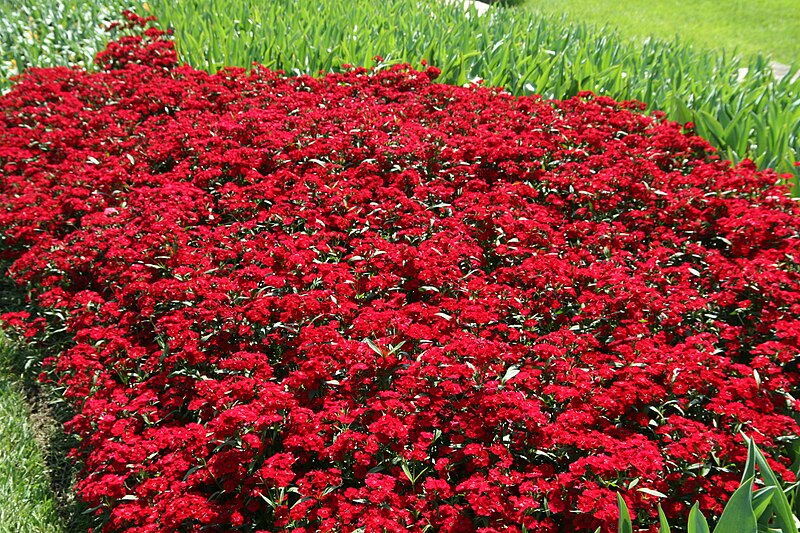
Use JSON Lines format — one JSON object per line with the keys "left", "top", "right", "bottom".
{"left": 714, "top": 476, "right": 758, "bottom": 533}
{"left": 657, "top": 504, "right": 672, "bottom": 533}
{"left": 501, "top": 365, "right": 520, "bottom": 384}
{"left": 742, "top": 435, "right": 757, "bottom": 485}
{"left": 753, "top": 441, "right": 800, "bottom": 533}
{"left": 364, "top": 338, "right": 383, "bottom": 357}
{"left": 638, "top": 487, "right": 668, "bottom": 498}
{"left": 400, "top": 461, "right": 413, "bottom": 483}
{"left": 688, "top": 502, "right": 710, "bottom": 533}
{"left": 670, "top": 93, "right": 693, "bottom": 124}
{"left": 752, "top": 486, "right": 777, "bottom": 520}
{"left": 617, "top": 493, "right": 633, "bottom": 533}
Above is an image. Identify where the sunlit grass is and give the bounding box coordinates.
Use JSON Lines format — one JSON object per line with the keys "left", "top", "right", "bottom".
{"left": 523, "top": 0, "right": 800, "bottom": 65}
{"left": 0, "top": 334, "right": 61, "bottom": 533}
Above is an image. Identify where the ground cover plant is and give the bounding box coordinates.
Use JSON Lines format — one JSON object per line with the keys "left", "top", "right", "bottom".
{"left": 0, "top": 320, "right": 96, "bottom": 533}
{"left": 522, "top": 0, "right": 800, "bottom": 65}
{"left": 147, "top": 0, "right": 800, "bottom": 192}
{"left": 2, "top": 13, "right": 800, "bottom": 533}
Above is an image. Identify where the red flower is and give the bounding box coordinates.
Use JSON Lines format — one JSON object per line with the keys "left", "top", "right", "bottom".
{"left": 2, "top": 13, "right": 799, "bottom": 533}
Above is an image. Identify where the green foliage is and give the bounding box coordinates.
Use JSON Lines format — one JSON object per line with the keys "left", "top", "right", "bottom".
{"left": 0, "top": 333, "right": 60, "bottom": 533}
{"left": 687, "top": 502, "right": 711, "bottom": 533}
{"left": 713, "top": 477, "right": 757, "bottom": 533}
{"left": 617, "top": 494, "right": 633, "bottom": 533}
{"left": 0, "top": 0, "right": 145, "bottom": 88}
{"left": 522, "top": 0, "right": 800, "bottom": 65}
{"left": 615, "top": 437, "right": 800, "bottom": 533}
{"left": 657, "top": 505, "right": 672, "bottom": 533}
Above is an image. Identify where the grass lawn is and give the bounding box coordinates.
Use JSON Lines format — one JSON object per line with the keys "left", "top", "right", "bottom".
{"left": 0, "top": 341, "right": 60, "bottom": 533}
{"left": 522, "top": 0, "right": 800, "bottom": 65}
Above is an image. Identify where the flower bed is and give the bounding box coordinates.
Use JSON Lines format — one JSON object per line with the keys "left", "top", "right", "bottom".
{"left": 1, "top": 14, "right": 800, "bottom": 533}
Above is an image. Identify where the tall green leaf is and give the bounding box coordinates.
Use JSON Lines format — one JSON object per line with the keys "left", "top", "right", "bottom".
{"left": 617, "top": 493, "right": 633, "bottom": 533}
{"left": 752, "top": 441, "right": 800, "bottom": 533}
{"left": 687, "top": 502, "right": 711, "bottom": 533}
{"left": 752, "top": 486, "right": 777, "bottom": 520}
{"left": 713, "top": 476, "right": 758, "bottom": 533}
{"left": 742, "top": 436, "right": 757, "bottom": 486}
{"left": 657, "top": 504, "right": 672, "bottom": 533}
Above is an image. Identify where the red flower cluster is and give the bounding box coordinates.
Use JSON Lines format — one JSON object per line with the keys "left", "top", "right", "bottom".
{"left": 2, "top": 13, "right": 800, "bottom": 533}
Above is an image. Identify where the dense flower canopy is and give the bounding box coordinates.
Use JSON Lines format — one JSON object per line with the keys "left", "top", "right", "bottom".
{"left": 1, "top": 13, "right": 800, "bottom": 533}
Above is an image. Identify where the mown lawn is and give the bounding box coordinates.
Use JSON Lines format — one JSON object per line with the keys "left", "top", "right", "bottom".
{"left": 0, "top": 338, "right": 60, "bottom": 533}
{"left": 523, "top": 0, "right": 800, "bottom": 64}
